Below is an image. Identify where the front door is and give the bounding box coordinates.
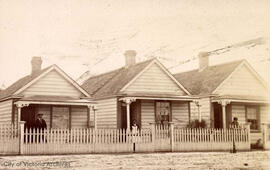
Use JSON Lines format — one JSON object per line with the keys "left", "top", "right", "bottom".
{"left": 213, "top": 103, "right": 222, "bottom": 128}
{"left": 21, "top": 105, "right": 36, "bottom": 129}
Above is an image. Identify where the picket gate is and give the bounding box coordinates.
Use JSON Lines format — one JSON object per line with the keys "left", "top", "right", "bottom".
{"left": 0, "top": 123, "right": 19, "bottom": 155}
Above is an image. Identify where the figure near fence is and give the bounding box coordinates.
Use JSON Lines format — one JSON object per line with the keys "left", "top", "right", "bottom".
{"left": 231, "top": 117, "right": 239, "bottom": 128}
{"left": 35, "top": 113, "right": 47, "bottom": 130}
{"left": 35, "top": 113, "right": 47, "bottom": 143}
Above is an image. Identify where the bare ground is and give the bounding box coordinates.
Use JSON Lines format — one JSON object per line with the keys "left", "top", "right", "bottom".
{"left": 0, "top": 151, "right": 270, "bottom": 170}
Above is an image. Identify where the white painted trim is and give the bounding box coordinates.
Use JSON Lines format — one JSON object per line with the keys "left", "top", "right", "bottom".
{"left": 14, "top": 66, "right": 54, "bottom": 95}
{"left": 120, "top": 59, "right": 191, "bottom": 95}
{"left": 213, "top": 60, "right": 269, "bottom": 94}
{"left": 154, "top": 59, "right": 191, "bottom": 95}
{"left": 53, "top": 65, "right": 91, "bottom": 97}
{"left": 119, "top": 96, "right": 196, "bottom": 101}
{"left": 120, "top": 59, "right": 155, "bottom": 92}
{"left": 15, "top": 100, "right": 96, "bottom": 107}
{"left": 212, "top": 99, "right": 270, "bottom": 104}
{"left": 13, "top": 65, "right": 91, "bottom": 97}
{"left": 241, "top": 60, "right": 270, "bottom": 91}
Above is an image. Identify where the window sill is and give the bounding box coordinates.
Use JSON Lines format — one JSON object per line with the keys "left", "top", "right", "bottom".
{"left": 250, "top": 130, "right": 261, "bottom": 133}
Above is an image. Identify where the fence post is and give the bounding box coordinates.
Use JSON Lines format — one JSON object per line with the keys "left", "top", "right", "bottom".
{"left": 262, "top": 123, "right": 268, "bottom": 150}
{"left": 169, "top": 122, "right": 174, "bottom": 152}
{"left": 19, "top": 121, "right": 25, "bottom": 155}
{"left": 150, "top": 123, "right": 155, "bottom": 151}
{"left": 245, "top": 123, "right": 251, "bottom": 150}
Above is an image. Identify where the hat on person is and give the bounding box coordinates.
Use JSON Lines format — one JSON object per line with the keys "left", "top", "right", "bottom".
{"left": 37, "top": 113, "right": 43, "bottom": 116}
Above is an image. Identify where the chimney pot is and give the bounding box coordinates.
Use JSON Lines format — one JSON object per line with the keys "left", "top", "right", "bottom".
{"left": 198, "top": 52, "right": 209, "bottom": 71}
{"left": 31, "top": 56, "right": 42, "bottom": 75}
{"left": 124, "top": 50, "right": 136, "bottom": 68}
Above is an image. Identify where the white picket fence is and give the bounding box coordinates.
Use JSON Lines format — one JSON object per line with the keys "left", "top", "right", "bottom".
{"left": 0, "top": 122, "right": 251, "bottom": 155}
{"left": 21, "top": 128, "right": 154, "bottom": 155}
{"left": 173, "top": 128, "right": 250, "bottom": 151}
{"left": 0, "top": 124, "right": 19, "bottom": 154}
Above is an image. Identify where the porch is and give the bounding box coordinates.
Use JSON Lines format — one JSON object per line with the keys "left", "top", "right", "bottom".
{"left": 212, "top": 95, "right": 270, "bottom": 145}
{"left": 14, "top": 96, "right": 97, "bottom": 130}
{"left": 118, "top": 95, "right": 198, "bottom": 130}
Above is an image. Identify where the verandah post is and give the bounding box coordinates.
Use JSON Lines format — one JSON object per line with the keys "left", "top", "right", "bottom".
{"left": 19, "top": 121, "right": 25, "bottom": 155}
{"left": 245, "top": 123, "right": 251, "bottom": 150}
{"left": 262, "top": 124, "right": 268, "bottom": 150}
{"left": 169, "top": 122, "right": 174, "bottom": 152}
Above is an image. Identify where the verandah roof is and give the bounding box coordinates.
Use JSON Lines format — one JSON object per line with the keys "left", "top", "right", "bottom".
{"left": 15, "top": 95, "right": 96, "bottom": 106}
{"left": 211, "top": 95, "right": 270, "bottom": 104}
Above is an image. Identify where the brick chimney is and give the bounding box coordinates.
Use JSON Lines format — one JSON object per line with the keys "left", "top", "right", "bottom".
{"left": 198, "top": 52, "right": 209, "bottom": 71}
{"left": 124, "top": 50, "right": 136, "bottom": 68}
{"left": 31, "top": 56, "right": 42, "bottom": 75}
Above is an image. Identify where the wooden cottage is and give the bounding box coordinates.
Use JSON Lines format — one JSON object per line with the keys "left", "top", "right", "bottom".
{"left": 174, "top": 52, "right": 270, "bottom": 144}
{"left": 0, "top": 57, "right": 96, "bottom": 129}
{"left": 82, "top": 50, "right": 196, "bottom": 130}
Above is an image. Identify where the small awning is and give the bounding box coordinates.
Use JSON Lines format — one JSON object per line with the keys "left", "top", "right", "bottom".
{"left": 212, "top": 95, "right": 270, "bottom": 104}
{"left": 15, "top": 95, "right": 96, "bottom": 107}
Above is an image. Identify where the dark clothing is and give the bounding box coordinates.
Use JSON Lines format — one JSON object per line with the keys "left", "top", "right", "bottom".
{"left": 35, "top": 118, "right": 47, "bottom": 143}
{"left": 231, "top": 120, "right": 239, "bottom": 128}
{"left": 35, "top": 118, "right": 47, "bottom": 130}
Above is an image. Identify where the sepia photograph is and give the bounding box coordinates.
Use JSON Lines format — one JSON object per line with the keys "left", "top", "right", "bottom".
{"left": 0, "top": 0, "right": 270, "bottom": 169}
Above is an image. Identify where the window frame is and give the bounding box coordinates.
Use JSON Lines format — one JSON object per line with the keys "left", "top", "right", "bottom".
{"left": 154, "top": 100, "right": 172, "bottom": 124}
{"left": 245, "top": 105, "right": 260, "bottom": 131}
{"left": 51, "top": 105, "right": 71, "bottom": 129}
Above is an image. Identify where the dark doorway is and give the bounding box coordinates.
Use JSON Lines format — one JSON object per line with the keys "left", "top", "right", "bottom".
{"left": 121, "top": 103, "right": 127, "bottom": 129}
{"left": 213, "top": 103, "right": 222, "bottom": 129}
{"left": 120, "top": 101, "right": 140, "bottom": 130}
{"left": 21, "top": 105, "right": 36, "bottom": 129}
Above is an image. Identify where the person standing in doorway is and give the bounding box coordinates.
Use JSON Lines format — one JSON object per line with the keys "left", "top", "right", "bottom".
{"left": 35, "top": 113, "right": 47, "bottom": 143}
{"left": 231, "top": 117, "right": 239, "bottom": 128}
{"left": 35, "top": 113, "right": 47, "bottom": 130}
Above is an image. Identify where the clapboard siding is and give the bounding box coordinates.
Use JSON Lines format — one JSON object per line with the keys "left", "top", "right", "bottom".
{"left": 200, "top": 98, "right": 211, "bottom": 126}
{"left": 36, "top": 105, "right": 51, "bottom": 128}
{"left": 124, "top": 63, "right": 186, "bottom": 95}
{"left": 97, "top": 98, "right": 117, "bottom": 129}
{"left": 189, "top": 98, "right": 211, "bottom": 127}
{"left": 0, "top": 100, "right": 12, "bottom": 123}
{"left": 190, "top": 102, "right": 198, "bottom": 122}
{"left": 71, "top": 106, "right": 87, "bottom": 128}
{"left": 141, "top": 100, "right": 155, "bottom": 129}
{"left": 20, "top": 70, "right": 83, "bottom": 97}
{"left": 216, "top": 64, "right": 268, "bottom": 97}
{"left": 260, "top": 105, "right": 270, "bottom": 125}
{"left": 171, "top": 101, "right": 189, "bottom": 128}
{"left": 231, "top": 105, "right": 246, "bottom": 124}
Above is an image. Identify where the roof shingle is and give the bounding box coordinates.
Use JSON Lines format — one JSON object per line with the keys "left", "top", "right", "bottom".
{"left": 82, "top": 59, "right": 154, "bottom": 99}
{"left": 173, "top": 60, "right": 244, "bottom": 95}
{"left": 0, "top": 65, "right": 53, "bottom": 100}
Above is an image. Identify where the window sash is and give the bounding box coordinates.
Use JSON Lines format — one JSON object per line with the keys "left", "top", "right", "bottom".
{"left": 246, "top": 106, "right": 259, "bottom": 130}
{"left": 155, "top": 101, "right": 171, "bottom": 124}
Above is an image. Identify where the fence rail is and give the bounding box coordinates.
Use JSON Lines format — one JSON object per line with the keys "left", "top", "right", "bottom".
{"left": 0, "top": 123, "right": 19, "bottom": 154}
{"left": 173, "top": 128, "right": 250, "bottom": 151}
{"left": 0, "top": 122, "right": 252, "bottom": 155}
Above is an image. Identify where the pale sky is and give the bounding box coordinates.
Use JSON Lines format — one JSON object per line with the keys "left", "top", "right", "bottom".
{"left": 1, "top": 0, "right": 270, "bottom": 88}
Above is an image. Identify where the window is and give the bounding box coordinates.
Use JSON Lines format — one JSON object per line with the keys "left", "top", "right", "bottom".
{"left": 52, "top": 106, "right": 69, "bottom": 129}
{"left": 246, "top": 106, "right": 259, "bottom": 130}
{"left": 155, "top": 101, "right": 171, "bottom": 125}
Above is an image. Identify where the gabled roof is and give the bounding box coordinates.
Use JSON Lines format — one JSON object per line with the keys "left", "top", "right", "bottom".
{"left": 0, "top": 65, "right": 53, "bottom": 100}
{"left": 82, "top": 59, "right": 154, "bottom": 99}
{"left": 82, "top": 58, "right": 191, "bottom": 99}
{"left": 173, "top": 60, "right": 244, "bottom": 95}
{"left": 0, "top": 64, "right": 91, "bottom": 101}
